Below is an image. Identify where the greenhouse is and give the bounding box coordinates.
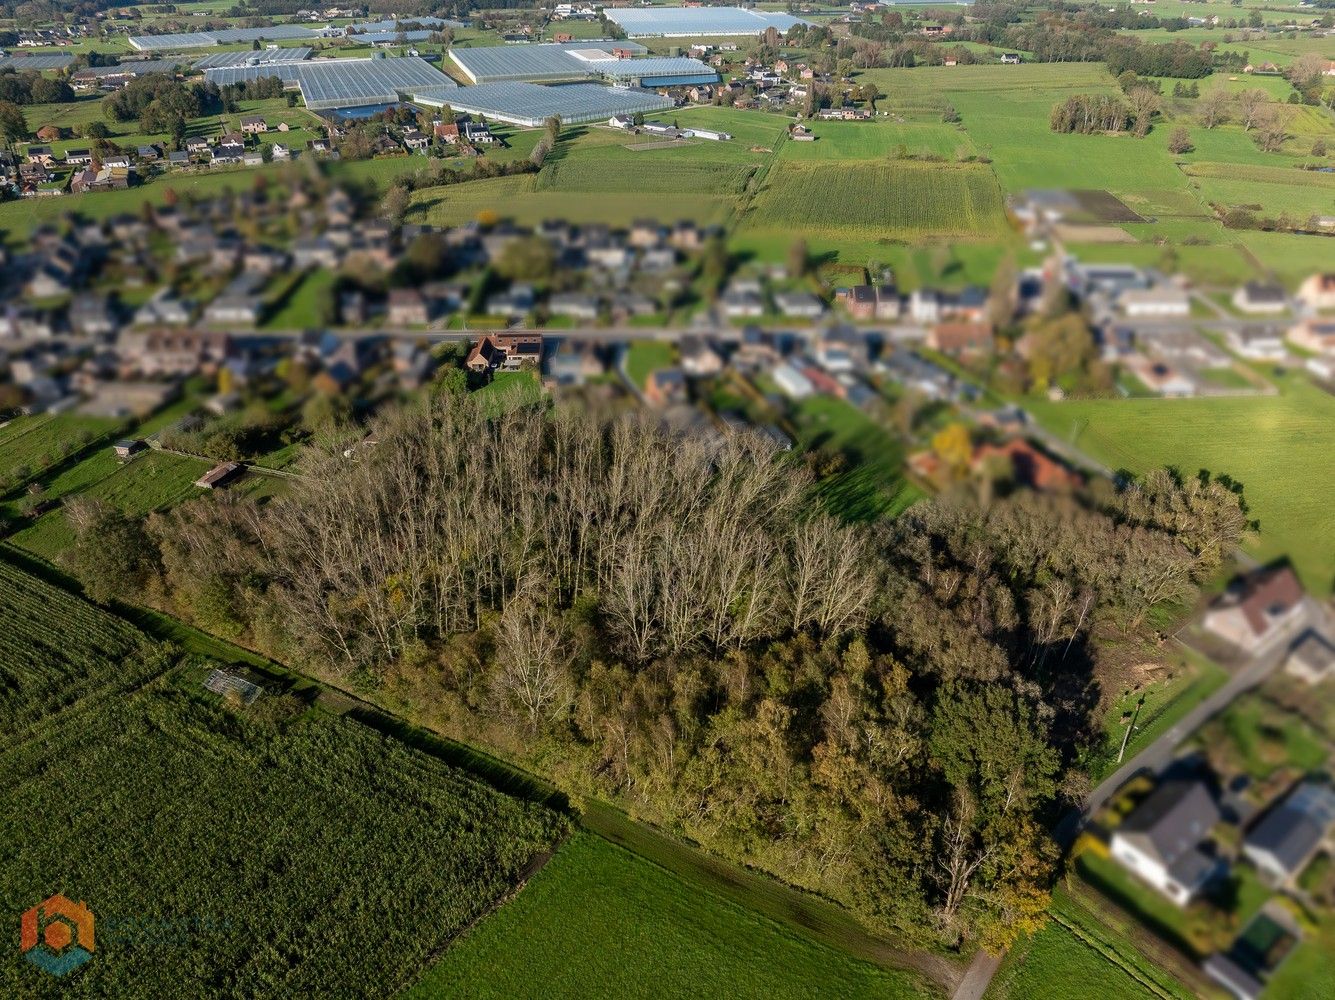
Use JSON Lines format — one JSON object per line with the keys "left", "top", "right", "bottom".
{"left": 411, "top": 81, "right": 673, "bottom": 127}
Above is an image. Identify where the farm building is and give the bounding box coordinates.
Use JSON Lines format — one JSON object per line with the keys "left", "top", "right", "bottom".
{"left": 605, "top": 7, "right": 809, "bottom": 38}
{"left": 195, "top": 462, "right": 243, "bottom": 490}
{"left": 412, "top": 81, "right": 673, "bottom": 128}
{"left": 204, "top": 56, "right": 455, "bottom": 111}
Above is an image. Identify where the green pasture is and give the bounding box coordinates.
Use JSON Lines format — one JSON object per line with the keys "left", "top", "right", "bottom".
{"left": 402, "top": 833, "right": 931, "bottom": 1000}
{"left": 1025, "top": 376, "right": 1335, "bottom": 593}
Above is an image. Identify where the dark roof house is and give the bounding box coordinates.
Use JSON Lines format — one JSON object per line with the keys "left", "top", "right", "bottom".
{"left": 1243, "top": 782, "right": 1335, "bottom": 883}
{"left": 1110, "top": 780, "right": 1224, "bottom": 905}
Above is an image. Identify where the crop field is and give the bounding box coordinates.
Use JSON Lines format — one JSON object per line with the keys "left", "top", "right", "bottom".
{"left": 742, "top": 160, "right": 1009, "bottom": 244}
{"left": 1025, "top": 375, "right": 1335, "bottom": 594}
{"left": 0, "top": 558, "right": 162, "bottom": 737}
{"left": 403, "top": 833, "right": 930, "bottom": 1000}
{"left": 0, "top": 564, "right": 567, "bottom": 999}
{"left": 538, "top": 156, "right": 755, "bottom": 196}
{"left": 410, "top": 174, "right": 739, "bottom": 228}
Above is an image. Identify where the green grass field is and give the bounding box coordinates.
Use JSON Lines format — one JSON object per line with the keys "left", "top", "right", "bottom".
{"left": 988, "top": 886, "right": 1196, "bottom": 1000}
{"left": 743, "top": 160, "right": 1009, "bottom": 245}
{"left": 1080, "top": 650, "right": 1230, "bottom": 783}
{"left": 0, "top": 413, "right": 123, "bottom": 489}
{"left": 791, "top": 395, "right": 923, "bottom": 521}
{"left": 625, "top": 341, "right": 676, "bottom": 389}
{"left": 402, "top": 832, "right": 932, "bottom": 1000}
{"left": 1025, "top": 377, "right": 1335, "bottom": 594}
{"left": 6, "top": 446, "right": 209, "bottom": 561}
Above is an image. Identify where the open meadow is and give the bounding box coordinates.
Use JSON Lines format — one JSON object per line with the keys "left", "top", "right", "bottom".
{"left": 402, "top": 832, "right": 932, "bottom": 1000}
{"left": 1025, "top": 375, "right": 1335, "bottom": 594}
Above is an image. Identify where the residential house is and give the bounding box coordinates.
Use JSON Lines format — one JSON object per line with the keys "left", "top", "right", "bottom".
{"left": 774, "top": 291, "right": 824, "bottom": 319}
{"left": 203, "top": 275, "right": 263, "bottom": 326}
{"left": 64, "top": 148, "right": 93, "bottom": 166}
{"left": 927, "top": 322, "right": 994, "bottom": 357}
{"left": 1284, "top": 631, "right": 1335, "bottom": 685}
{"left": 387, "top": 288, "right": 430, "bottom": 326}
{"left": 1225, "top": 325, "right": 1286, "bottom": 360}
{"left": 1243, "top": 782, "right": 1335, "bottom": 884}
{"left": 1120, "top": 287, "right": 1190, "bottom": 318}
{"left": 544, "top": 340, "right": 604, "bottom": 386}
{"left": 68, "top": 293, "right": 117, "bottom": 337}
{"left": 119, "top": 329, "right": 230, "bottom": 377}
{"left": 643, "top": 367, "right": 687, "bottom": 407}
{"left": 434, "top": 122, "right": 461, "bottom": 143}
{"left": 403, "top": 129, "right": 430, "bottom": 151}
{"left": 607, "top": 115, "right": 634, "bottom": 130}
{"left": 679, "top": 336, "right": 723, "bottom": 377}
{"left": 132, "top": 288, "right": 193, "bottom": 327}
{"left": 1202, "top": 566, "right": 1306, "bottom": 652}
{"left": 772, "top": 362, "right": 814, "bottom": 400}
{"left": 971, "top": 438, "right": 1083, "bottom": 492}
{"left": 1232, "top": 282, "right": 1287, "bottom": 315}
{"left": 842, "top": 284, "right": 899, "bottom": 321}
{"left": 1287, "top": 319, "right": 1335, "bottom": 355}
{"left": 239, "top": 115, "right": 268, "bottom": 134}
{"left": 462, "top": 121, "right": 495, "bottom": 144}
{"left": 547, "top": 292, "right": 600, "bottom": 321}
{"left": 1110, "top": 780, "right": 1223, "bottom": 905}
{"left": 1296, "top": 273, "right": 1335, "bottom": 311}
{"left": 1001, "top": 52, "right": 1022, "bottom": 64}
{"left": 25, "top": 145, "right": 55, "bottom": 166}
{"left": 465, "top": 332, "right": 542, "bottom": 372}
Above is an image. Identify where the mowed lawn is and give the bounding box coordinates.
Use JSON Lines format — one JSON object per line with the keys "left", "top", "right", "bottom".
{"left": 1026, "top": 379, "right": 1335, "bottom": 593}
{"left": 402, "top": 833, "right": 932, "bottom": 1000}
{"left": 987, "top": 919, "right": 1182, "bottom": 1000}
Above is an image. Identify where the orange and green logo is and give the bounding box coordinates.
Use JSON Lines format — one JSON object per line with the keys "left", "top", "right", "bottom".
{"left": 20, "top": 895, "right": 95, "bottom": 977}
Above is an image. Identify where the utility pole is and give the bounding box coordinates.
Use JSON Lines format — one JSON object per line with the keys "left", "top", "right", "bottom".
{"left": 1117, "top": 696, "right": 1145, "bottom": 765}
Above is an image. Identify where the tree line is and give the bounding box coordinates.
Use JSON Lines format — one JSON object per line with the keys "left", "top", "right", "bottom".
{"left": 61, "top": 391, "right": 1248, "bottom": 952}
